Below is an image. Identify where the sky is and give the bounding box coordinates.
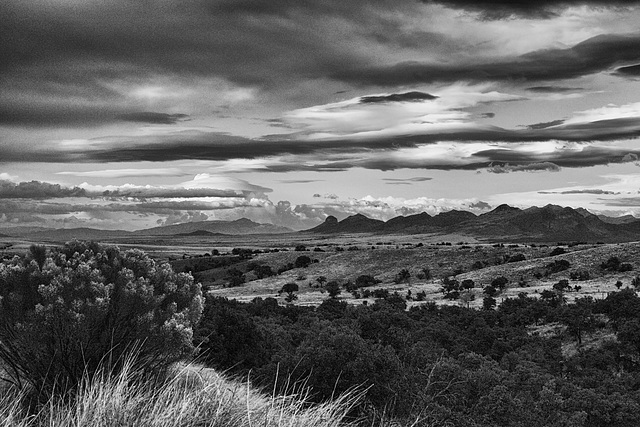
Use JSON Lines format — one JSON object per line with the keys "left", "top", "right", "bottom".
{"left": 2, "top": 0, "right": 640, "bottom": 231}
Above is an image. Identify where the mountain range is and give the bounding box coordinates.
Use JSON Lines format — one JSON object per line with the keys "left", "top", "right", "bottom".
{"left": 308, "top": 204, "right": 640, "bottom": 242}
{"left": 0, "top": 218, "right": 293, "bottom": 241}
{"left": 1, "top": 204, "right": 639, "bottom": 243}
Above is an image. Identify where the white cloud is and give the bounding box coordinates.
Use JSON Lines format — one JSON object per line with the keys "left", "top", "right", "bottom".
{"left": 564, "top": 102, "right": 640, "bottom": 125}
{"left": 282, "top": 84, "right": 523, "bottom": 139}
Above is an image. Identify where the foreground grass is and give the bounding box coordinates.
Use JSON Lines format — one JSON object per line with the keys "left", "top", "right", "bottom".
{"left": 0, "top": 362, "right": 360, "bottom": 427}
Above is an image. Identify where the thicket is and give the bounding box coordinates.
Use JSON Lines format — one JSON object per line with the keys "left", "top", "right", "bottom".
{"left": 195, "top": 290, "right": 640, "bottom": 426}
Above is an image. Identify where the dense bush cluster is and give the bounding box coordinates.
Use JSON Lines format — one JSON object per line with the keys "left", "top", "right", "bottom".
{"left": 0, "top": 241, "right": 203, "bottom": 400}
{"left": 195, "top": 288, "right": 640, "bottom": 426}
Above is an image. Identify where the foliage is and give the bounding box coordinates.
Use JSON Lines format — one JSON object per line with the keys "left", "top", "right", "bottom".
{"left": 324, "top": 281, "right": 341, "bottom": 299}
{"left": 0, "top": 241, "right": 203, "bottom": 400}
{"left": 353, "top": 275, "right": 380, "bottom": 289}
{"left": 549, "top": 247, "right": 566, "bottom": 256}
{"left": 393, "top": 268, "right": 411, "bottom": 284}
{"left": 294, "top": 256, "right": 312, "bottom": 269}
{"left": 545, "top": 259, "right": 571, "bottom": 275}
{"left": 491, "top": 276, "right": 509, "bottom": 290}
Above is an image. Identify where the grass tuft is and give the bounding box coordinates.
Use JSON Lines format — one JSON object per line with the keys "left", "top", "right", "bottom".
{"left": 0, "top": 357, "right": 361, "bottom": 427}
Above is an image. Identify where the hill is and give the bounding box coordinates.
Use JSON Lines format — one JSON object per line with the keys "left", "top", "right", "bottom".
{"left": 134, "top": 218, "right": 293, "bottom": 236}
{"left": 307, "top": 204, "right": 640, "bottom": 242}
{"left": 21, "top": 227, "right": 132, "bottom": 241}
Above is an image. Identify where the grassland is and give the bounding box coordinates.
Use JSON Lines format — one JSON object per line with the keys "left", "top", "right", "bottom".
{"left": 4, "top": 233, "right": 639, "bottom": 309}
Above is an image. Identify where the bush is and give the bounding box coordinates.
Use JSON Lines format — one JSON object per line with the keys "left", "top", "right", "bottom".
{"left": 354, "top": 274, "right": 380, "bottom": 288}
{"left": 294, "top": 255, "right": 312, "bottom": 268}
{"left": 0, "top": 241, "right": 203, "bottom": 400}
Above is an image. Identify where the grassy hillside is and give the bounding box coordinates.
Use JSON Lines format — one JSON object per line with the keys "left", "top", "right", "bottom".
{"left": 0, "top": 361, "right": 359, "bottom": 427}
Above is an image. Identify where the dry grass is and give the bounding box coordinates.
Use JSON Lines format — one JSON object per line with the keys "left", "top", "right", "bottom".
{"left": 0, "top": 360, "right": 361, "bottom": 427}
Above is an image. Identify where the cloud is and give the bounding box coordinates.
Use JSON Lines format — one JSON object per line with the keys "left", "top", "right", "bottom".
{"left": 525, "top": 119, "right": 565, "bottom": 130}
{"left": 57, "top": 168, "right": 189, "bottom": 178}
{"left": 615, "top": 64, "right": 640, "bottom": 76}
{"left": 486, "top": 162, "right": 562, "bottom": 173}
{"left": 538, "top": 189, "right": 619, "bottom": 194}
{"left": 359, "top": 91, "right": 438, "bottom": 104}
{"left": 117, "top": 112, "right": 190, "bottom": 125}
{"left": 383, "top": 177, "right": 433, "bottom": 185}
{"left": 333, "top": 34, "right": 640, "bottom": 86}
{"left": 469, "top": 201, "right": 492, "bottom": 210}
{"left": 480, "top": 112, "right": 495, "bottom": 118}
{"left": 422, "top": 0, "right": 639, "bottom": 19}
{"left": 279, "top": 179, "right": 324, "bottom": 184}
{"left": 526, "top": 86, "right": 584, "bottom": 93}
{"left": 0, "top": 180, "right": 87, "bottom": 198}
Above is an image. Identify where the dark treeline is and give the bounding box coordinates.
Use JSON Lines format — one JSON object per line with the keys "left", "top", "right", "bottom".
{"left": 195, "top": 291, "right": 640, "bottom": 426}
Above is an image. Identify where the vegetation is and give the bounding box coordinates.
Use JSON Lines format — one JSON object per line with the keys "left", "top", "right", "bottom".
{"left": 6, "top": 241, "right": 640, "bottom": 426}
{"left": 0, "top": 241, "right": 203, "bottom": 401}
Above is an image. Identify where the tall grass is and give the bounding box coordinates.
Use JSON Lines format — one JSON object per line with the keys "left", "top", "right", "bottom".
{"left": 0, "top": 359, "right": 362, "bottom": 427}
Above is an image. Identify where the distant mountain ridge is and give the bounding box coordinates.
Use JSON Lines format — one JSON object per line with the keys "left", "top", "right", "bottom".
{"left": 307, "top": 204, "right": 640, "bottom": 242}
{"left": 133, "top": 218, "right": 292, "bottom": 236}
{"left": 0, "top": 218, "right": 293, "bottom": 241}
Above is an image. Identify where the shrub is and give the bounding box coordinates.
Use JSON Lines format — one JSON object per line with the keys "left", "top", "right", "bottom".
{"left": 506, "top": 253, "right": 526, "bottom": 263}
{"left": 491, "top": 276, "right": 509, "bottom": 290}
{"left": 549, "top": 247, "right": 566, "bottom": 256}
{"left": 545, "top": 259, "right": 571, "bottom": 274}
{"left": 355, "top": 274, "right": 380, "bottom": 288}
{"left": 0, "top": 241, "right": 203, "bottom": 400}
{"left": 294, "top": 255, "right": 312, "bottom": 268}
{"left": 393, "top": 268, "right": 411, "bottom": 284}
{"left": 601, "top": 256, "right": 621, "bottom": 271}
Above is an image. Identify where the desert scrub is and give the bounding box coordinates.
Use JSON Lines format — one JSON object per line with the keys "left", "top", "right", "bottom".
{"left": 0, "top": 241, "right": 203, "bottom": 402}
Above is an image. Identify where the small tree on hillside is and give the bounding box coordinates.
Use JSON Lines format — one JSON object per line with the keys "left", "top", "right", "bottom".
{"left": 281, "top": 282, "right": 299, "bottom": 303}
{"left": 325, "top": 281, "right": 341, "bottom": 299}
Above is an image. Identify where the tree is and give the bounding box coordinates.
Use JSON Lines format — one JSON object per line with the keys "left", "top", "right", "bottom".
{"left": 461, "top": 279, "right": 475, "bottom": 290}
{"left": 394, "top": 268, "right": 411, "bottom": 284}
{"left": 483, "top": 285, "right": 498, "bottom": 297}
{"left": 601, "top": 256, "right": 621, "bottom": 271}
{"left": 483, "top": 296, "right": 497, "bottom": 310}
{"left": 316, "top": 275, "right": 327, "bottom": 287}
{"left": 355, "top": 274, "right": 379, "bottom": 288}
{"left": 0, "top": 241, "right": 203, "bottom": 399}
{"left": 491, "top": 276, "right": 509, "bottom": 291}
{"left": 281, "top": 282, "right": 299, "bottom": 303}
{"left": 325, "top": 281, "right": 341, "bottom": 299}
{"left": 253, "top": 264, "right": 275, "bottom": 280}
{"left": 294, "top": 255, "right": 312, "bottom": 268}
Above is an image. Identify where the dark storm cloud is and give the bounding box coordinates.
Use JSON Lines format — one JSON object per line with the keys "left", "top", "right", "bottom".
{"left": 279, "top": 179, "right": 324, "bottom": 184}
{"left": 422, "top": 0, "right": 640, "bottom": 19}
{"left": 0, "top": 180, "right": 87, "bottom": 198}
{"left": 360, "top": 92, "right": 438, "bottom": 104}
{"left": 333, "top": 34, "right": 640, "bottom": 86}
{"left": 118, "top": 113, "right": 190, "bottom": 125}
{"left": 526, "top": 86, "right": 584, "bottom": 93}
{"left": 526, "top": 119, "right": 566, "bottom": 130}
{"left": 615, "top": 64, "right": 640, "bottom": 76}
{"left": 0, "top": 0, "right": 421, "bottom": 125}
{"left": 475, "top": 146, "right": 640, "bottom": 169}
{"left": 4, "top": 114, "right": 640, "bottom": 167}
{"left": 538, "top": 189, "right": 618, "bottom": 194}
{"left": 383, "top": 177, "right": 433, "bottom": 184}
